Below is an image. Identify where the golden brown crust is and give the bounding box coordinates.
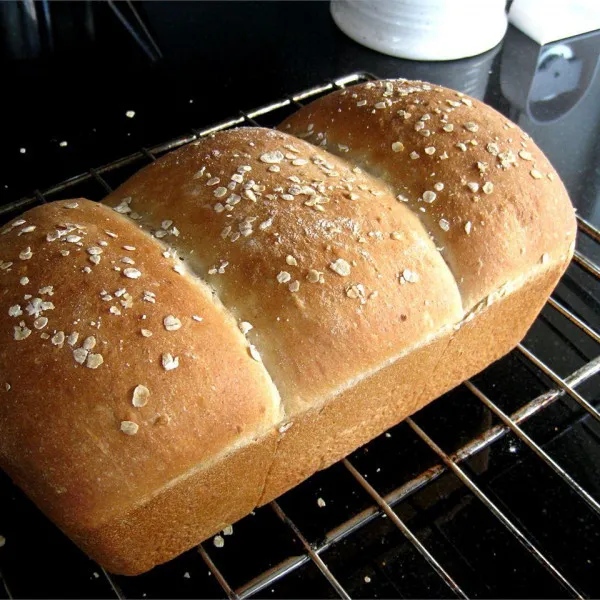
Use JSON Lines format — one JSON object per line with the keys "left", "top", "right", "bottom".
{"left": 74, "top": 433, "right": 278, "bottom": 575}
{"left": 62, "top": 261, "right": 566, "bottom": 575}
{"left": 0, "top": 79, "right": 577, "bottom": 575}
{"left": 421, "top": 259, "right": 570, "bottom": 404}
{"left": 103, "top": 127, "right": 463, "bottom": 412}
{"left": 258, "top": 329, "right": 451, "bottom": 505}
{"left": 0, "top": 199, "right": 280, "bottom": 531}
{"left": 279, "top": 79, "right": 577, "bottom": 309}
{"left": 259, "top": 260, "right": 567, "bottom": 506}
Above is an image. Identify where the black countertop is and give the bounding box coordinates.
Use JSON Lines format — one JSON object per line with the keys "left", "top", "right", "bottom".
{"left": 0, "top": 3, "right": 599, "bottom": 599}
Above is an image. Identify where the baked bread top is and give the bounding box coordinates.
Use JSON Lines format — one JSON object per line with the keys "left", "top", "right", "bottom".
{"left": 103, "top": 127, "right": 463, "bottom": 413}
{"left": 280, "top": 79, "right": 576, "bottom": 310}
{"left": 0, "top": 200, "right": 281, "bottom": 529}
{"left": 0, "top": 79, "right": 576, "bottom": 537}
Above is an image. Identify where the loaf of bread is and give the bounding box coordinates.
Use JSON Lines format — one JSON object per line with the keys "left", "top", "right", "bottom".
{"left": 0, "top": 79, "right": 575, "bottom": 575}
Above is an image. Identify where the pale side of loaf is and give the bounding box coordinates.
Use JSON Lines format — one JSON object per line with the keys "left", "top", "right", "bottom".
{"left": 0, "top": 79, "right": 575, "bottom": 574}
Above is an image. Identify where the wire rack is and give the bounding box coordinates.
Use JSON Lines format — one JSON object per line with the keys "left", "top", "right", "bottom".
{"left": 1, "top": 72, "right": 599, "bottom": 600}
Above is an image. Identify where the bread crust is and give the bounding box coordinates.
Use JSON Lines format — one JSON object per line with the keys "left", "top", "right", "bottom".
{"left": 76, "top": 258, "right": 567, "bottom": 575}
{"left": 0, "top": 78, "right": 576, "bottom": 574}
{"left": 279, "top": 79, "right": 576, "bottom": 310}
{"left": 102, "top": 127, "right": 463, "bottom": 414}
{"left": 0, "top": 200, "right": 280, "bottom": 535}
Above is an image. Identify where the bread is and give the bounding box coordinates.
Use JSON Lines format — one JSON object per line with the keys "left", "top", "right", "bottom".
{"left": 0, "top": 79, "right": 576, "bottom": 575}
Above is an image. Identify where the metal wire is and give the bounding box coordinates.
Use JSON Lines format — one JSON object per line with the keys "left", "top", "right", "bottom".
{"left": 99, "top": 568, "right": 123, "bottom": 600}
{"left": 0, "top": 571, "right": 13, "bottom": 600}
{"left": 140, "top": 147, "right": 157, "bottom": 162}
{"left": 198, "top": 545, "right": 239, "bottom": 600}
{"left": 576, "top": 214, "right": 600, "bottom": 243}
{"left": 90, "top": 169, "right": 113, "bottom": 194}
{"left": 343, "top": 459, "right": 469, "bottom": 599}
{"left": 547, "top": 297, "right": 600, "bottom": 344}
{"left": 34, "top": 190, "right": 47, "bottom": 205}
{"left": 285, "top": 95, "right": 305, "bottom": 110}
{"left": 239, "top": 111, "right": 262, "bottom": 128}
{"left": 453, "top": 355, "right": 600, "bottom": 463}
{"left": 573, "top": 249, "right": 600, "bottom": 279}
{"left": 406, "top": 418, "right": 584, "bottom": 599}
{"left": 465, "top": 380, "right": 600, "bottom": 515}
{"left": 237, "top": 555, "right": 310, "bottom": 599}
{"left": 517, "top": 343, "right": 600, "bottom": 422}
{"left": 270, "top": 501, "right": 350, "bottom": 599}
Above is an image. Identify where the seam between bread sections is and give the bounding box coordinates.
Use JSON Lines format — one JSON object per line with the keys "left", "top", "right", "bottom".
{"left": 255, "top": 320, "right": 457, "bottom": 505}
{"left": 107, "top": 212, "right": 287, "bottom": 519}
{"left": 173, "top": 259, "right": 284, "bottom": 417}
{"left": 159, "top": 246, "right": 287, "bottom": 512}
{"left": 109, "top": 209, "right": 286, "bottom": 431}
{"left": 306, "top": 257, "right": 556, "bottom": 431}
{"left": 281, "top": 134, "right": 467, "bottom": 315}
{"left": 255, "top": 292, "right": 498, "bottom": 502}
{"left": 256, "top": 430, "right": 283, "bottom": 506}
{"left": 411, "top": 261, "right": 561, "bottom": 413}
{"left": 277, "top": 138, "right": 575, "bottom": 411}
{"left": 153, "top": 244, "right": 287, "bottom": 514}
{"left": 108, "top": 208, "right": 287, "bottom": 429}
{"left": 282, "top": 254, "right": 559, "bottom": 496}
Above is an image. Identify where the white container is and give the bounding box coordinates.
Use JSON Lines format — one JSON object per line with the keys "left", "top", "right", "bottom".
{"left": 331, "top": 0, "right": 508, "bottom": 61}
{"left": 509, "top": 0, "right": 600, "bottom": 45}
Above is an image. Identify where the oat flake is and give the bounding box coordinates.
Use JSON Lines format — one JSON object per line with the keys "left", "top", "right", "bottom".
{"left": 123, "top": 268, "right": 141, "bottom": 279}
{"left": 162, "top": 353, "right": 179, "bottom": 371}
{"left": 164, "top": 315, "right": 182, "bottom": 331}
{"left": 132, "top": 384, "right": 150, "bottom": 407}
{"left": 120, "top": 421, "right": 139, "bottom": 435}
{"left": 329, "top": 258, "right": 351, "bottom": 277}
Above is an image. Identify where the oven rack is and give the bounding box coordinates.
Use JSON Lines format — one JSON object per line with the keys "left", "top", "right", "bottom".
{"left": 0, "top": 72, "right": 599, "bottom": 600}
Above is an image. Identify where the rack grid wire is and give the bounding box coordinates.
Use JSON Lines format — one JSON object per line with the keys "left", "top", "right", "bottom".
{"left": 0, "top": 72, "right": 599, "bottom": 600}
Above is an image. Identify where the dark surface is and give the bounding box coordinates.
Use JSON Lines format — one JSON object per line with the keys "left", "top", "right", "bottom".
{"left": 0, "top": 2, "right": 599, "bottom": 598}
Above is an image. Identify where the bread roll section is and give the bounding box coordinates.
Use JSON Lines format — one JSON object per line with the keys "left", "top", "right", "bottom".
{"left": 103, "top": 128, "right": 463, "bottom": 412}
{"left": 0, "top": 200, "right": 281, "bottom": 571}
{"left": 280, "top": 79, "right": 576, "bottom": 310}
{"left": 268, "top": 78, "right": 576, "bottom": 502}
{"left": 0, "top": 79, "right": 576, "bottom": 574}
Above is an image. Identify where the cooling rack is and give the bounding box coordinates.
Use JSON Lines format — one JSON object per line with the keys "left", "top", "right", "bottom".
{"left": 0, "top": 72, "right": 599, "bottom": 599}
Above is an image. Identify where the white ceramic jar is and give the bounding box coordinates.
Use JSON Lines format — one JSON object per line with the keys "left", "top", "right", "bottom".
{"left": 331, "top": 0, "right": 508, "bottom": 61}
